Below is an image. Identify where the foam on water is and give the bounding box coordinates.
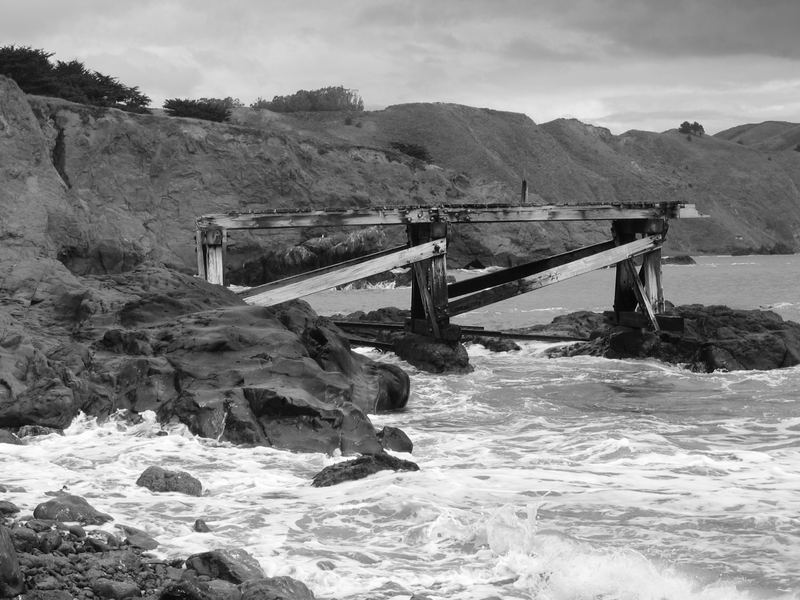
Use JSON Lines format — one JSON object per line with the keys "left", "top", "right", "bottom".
{"left": 6, "top": 282, "right": 800, "bottom": 599}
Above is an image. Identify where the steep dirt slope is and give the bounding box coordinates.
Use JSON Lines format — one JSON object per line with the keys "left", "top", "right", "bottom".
{"left": 715, "top": 121, "right": 800, "bottom": 151}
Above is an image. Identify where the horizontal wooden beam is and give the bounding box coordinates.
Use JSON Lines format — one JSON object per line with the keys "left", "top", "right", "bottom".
{"left": 448, "top": 239, "right": 617, "bottom": 298}
{"left": 241, "top": 238, "right": 446, "bottom": 306}
{"left": 449, "top": 235, "right": 662, "bottom": 317}
{"left": 197, "top": 202, "right": 697, "bottom": 230}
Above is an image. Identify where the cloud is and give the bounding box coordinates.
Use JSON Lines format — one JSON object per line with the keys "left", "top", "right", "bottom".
{"left": 0, "top": 0, "right": 797, "bottom": 132}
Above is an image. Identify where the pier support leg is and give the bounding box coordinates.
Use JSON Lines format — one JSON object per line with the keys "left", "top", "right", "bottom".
{"left": 612, "top": 222, "right": 638, "bottom": 314}
{"left": 612, "top": 219, "right": 666, "bottom": 330}
{"left": 408, "top": 222, "right": 451, "bottom": 339}
{"left": 641, "top": 249, "right": 665, "bottom": 314}
{"left": 198, "top": 227, "right": 227, "bottom": 286}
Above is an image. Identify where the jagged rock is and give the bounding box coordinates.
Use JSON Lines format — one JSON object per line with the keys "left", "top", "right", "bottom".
{"left": 0, "top": 525, "right": 24, "bottom": 598}
{"left": 377, "top": 426, "right": 413, "bottom": 453}
{"left": 32, "top": 494, "right": 112, "bottom": 525}
{"left": 184, "top": 548, "right": 265, "bottom": 584}
{"left": 311, "top": 452, "right": 420, "bottom": 487}
{"left": 394, "top": 333, "right": 472, "bottom": 374}
{"left": 136, "top": 466, "right": 202, "bottom": 497}
{"left": 243, "top": 387, "right": 382, "bottom": 455}
{"left": 193, "top": 519, "right": 211, "bottom": 533}
{"left": 116, "top": 525, "right": 158, "bottom": 551}
{"left": 239, "top": 576, "right": 315, "bottom": 600}
{"left": 544, "top": 305, "right": 800, "bottom": 372}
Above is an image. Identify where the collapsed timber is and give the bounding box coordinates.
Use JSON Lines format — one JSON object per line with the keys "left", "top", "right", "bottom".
{"left": 196, "top": 201, "right": 703, "bottom": 371}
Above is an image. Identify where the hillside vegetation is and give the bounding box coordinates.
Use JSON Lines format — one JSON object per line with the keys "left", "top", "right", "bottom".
{"left": 1, "top": 75, "right": 798, "bottom": 286}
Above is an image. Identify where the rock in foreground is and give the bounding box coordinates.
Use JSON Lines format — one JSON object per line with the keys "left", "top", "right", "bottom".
{"left": 0, "top": 260, "right": 410, "bottom": 455}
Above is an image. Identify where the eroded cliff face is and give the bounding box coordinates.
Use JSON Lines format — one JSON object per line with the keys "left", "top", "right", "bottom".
{"left": 3, "top": 74, "right": 800, "bottom": 284}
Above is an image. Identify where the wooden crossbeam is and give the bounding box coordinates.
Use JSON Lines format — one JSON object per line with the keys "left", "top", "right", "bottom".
{"left": 623, "top": 259, "right": 660, "bottom": 331}
{"left": 449, "top": 235, "right": 662, "bottom": 317}
{"left": 197, "top": 203, "right": 692, "bottom": 230}
{"left": 241, "top": 238, "right": 446, "bottom": 306}
{"left": 448, "top": 239, "right": 617, "bottom": 298}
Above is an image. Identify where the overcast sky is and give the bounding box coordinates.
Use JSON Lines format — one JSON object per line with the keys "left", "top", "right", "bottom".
{"left": 3, "top": 0, "right": 799, "bottom": 134}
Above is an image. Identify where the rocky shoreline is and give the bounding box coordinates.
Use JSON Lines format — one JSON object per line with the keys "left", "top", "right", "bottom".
{"left": 1, "top": 488, "right": 320, "bottom": 599}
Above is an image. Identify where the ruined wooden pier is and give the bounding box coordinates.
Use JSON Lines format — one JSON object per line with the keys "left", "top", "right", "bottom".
{"left": 196, "top": 202, "right": 701, "bottom": 339}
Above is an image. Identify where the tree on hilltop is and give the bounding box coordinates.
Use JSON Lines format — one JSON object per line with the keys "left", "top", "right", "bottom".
{"left": 163, "top": 97, "right": 233, "bottom": 122}
{"left": 251, "top": 86, "right": 364, "bottom": 112}
{"left": 0, "top": 45, "right": 150, "bottom": 112}
{"left": 678, "top": 121, "right": 705, "bottom": 137}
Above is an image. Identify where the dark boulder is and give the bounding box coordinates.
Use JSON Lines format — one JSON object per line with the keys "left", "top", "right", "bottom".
{"left": 32, "top": 494, "right": 112, "bottom": 525}
{"left": 544, "top": 305, "right": 800, "bottom": 372}
{"left": 243, "top": 387, "right": 382, "bottom": 455}
{"left": 311, "top": 452, "right": 420, "bottom": 487}
{"left": 377, "top": 426, "right": 413, "bottom": 453}
{"left": 185, "top": 548, "right": 265, "bottom": 584}
{"left": 193, "top": 519, "right": 211, "bottom": 533}
{"left": 136, "top": 466, "right": 203, "bottom": 497}
{"left": 116, "top": 525, "right": 158, "bottom": 551}
{"left": 240, "top": 576, "right": 316, "bottom": 600}
{"left": 394, "top": 333, "right": 472, "bottom": 374}
{"left": 0, "top": 501, "right": 20, "bottom": 517}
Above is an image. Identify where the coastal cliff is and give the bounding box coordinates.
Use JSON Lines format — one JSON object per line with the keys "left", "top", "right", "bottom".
{"left": 3, "top": 75, "right": 799, "bottom": 286}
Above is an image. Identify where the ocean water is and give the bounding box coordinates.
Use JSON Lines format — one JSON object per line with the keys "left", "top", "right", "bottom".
{"left": 2, "top": 255, "right": 799, "bottom": 599}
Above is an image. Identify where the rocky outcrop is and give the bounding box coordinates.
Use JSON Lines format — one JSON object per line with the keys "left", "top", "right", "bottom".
{"left": 4, "top": 75, "right": 800, "bottom": 286}
{"left": 0, "top": 258, "right": 409, "bottom": 454}
{"left": 2, "top": 505, "right": 317, "bottom": 600}
{"left": 536, "top": 306, "right": 800, "bottom": 372}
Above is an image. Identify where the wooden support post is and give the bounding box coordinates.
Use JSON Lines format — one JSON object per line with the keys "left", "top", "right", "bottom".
{"left": 612, "top": 221, "right": 638, "bottom": 314}
{"left": 641, "top": 249, "right": 665, "bottom": 313}
{"left": 408, "top": 221, "right": 449, "bottom": 337}
{"left": 199, "top": 227, "right": 226, "bottom": 286}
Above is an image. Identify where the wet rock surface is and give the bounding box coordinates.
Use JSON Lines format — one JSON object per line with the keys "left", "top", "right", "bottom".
{"left": 533, "top": 305, "right": 800, "bottom": 372}
{"left": 135, "top": 467, "right": 203, "bottom": 497}
{"left": 0, "top": 259, "right": 410, "bottom": 455}
{"left": 0, "top": 493, "right": 318, "bottom": 600}
{"left": 311, "top": 452, "right": 420, "bottom": 487}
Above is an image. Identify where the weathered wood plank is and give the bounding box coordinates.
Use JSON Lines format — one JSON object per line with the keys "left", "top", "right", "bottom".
{"left": 206, "top": 245, "right": 224, "bottom": 286}
{"left": 448, "top": 239, "right": 617, "bottom": 298}
{"left": 449, "top": 235, "right": 661, "bottom": 317}
{"left": 624, "top": 259, "right": 660, "bottom": 331}
{"left": 242, "top": 238, "right": 446, "bottom": 306}
{"left": 197, "top": 202, "right": 695, "bottom": 230}
{"left": 641, "top": 249, "right": 664, "bottom": 313}
{"left": 411, "top": 262, "right": 440, "bottom": 338}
